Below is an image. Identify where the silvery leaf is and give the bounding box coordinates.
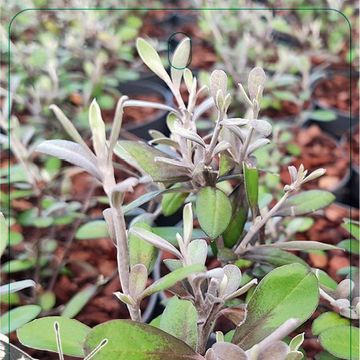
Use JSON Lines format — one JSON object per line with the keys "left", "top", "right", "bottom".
{"left": 183, "top": 203, "right": 193, "bottom": 246}
{"left": 149, "top": 137, "right": 180, "bottom": 148}
{"left": 222, "top": 264, "right": 242, "bottom": 297}
{"left": 109, "top": 96, "right": 128, "bottom": 154}
{"left": 184, "top": 68, "right": 193, "bottom": 92}
{"left": 193, "top": 97, "right": 215, "bottom": 121}
{"left": 248, "top": 67, "right": 266, "bottom": 101}
{"left": 247, "top": 138, "right": 270, "bottom": 155}
{"left": 0, "top": 280, "right": 36, "bottom": 295}
{"left": 124, "top": 99, "right": 177, "bottom": 114}
{"left": 210, "top": 70, "right": 228, "bottom": 102}
{"left": 206, "top": 268, "right": 225, "bottom": 281}
{"left": 102, "top": 208, "right": 115, "bottom": 242}
{"left": 136, "top": 38, "right": 172, "bottom": 88}
{"left": 49, "top": 104, "right": 89, "bottom": 150}
{"left": 188, "top": 77, "right": 198, "bottom": 109}
{"left": 130, "top": 227, "right": 182, "bottom": 259}
{"left": 258, "top": 341, "right": 289, "bottom": 360}
{"left": 212, "top": 141, "right": 231, "bottom": 156}
{"left": 129, "top": 264, "right": 148, "bottom": 299}
{"left": 171, "top": 37, "right": 191, "bottom": 91}
{"left": 221, "top": 118, "right": 249, "bottom": 127}
{"left": 335, "top": 279, "right": 354, "bottom": 299}
{"left": 36, "top": 140, "right": 102, "bottom": 180}
{"left": 226, "top": 125, "right": 248, "bottom": 142}
{"left": 89, "top": 99, "right": 107, "bottom": 160}
{"left": 225, "top": 279, "right": 258, "bottom": 300}
{"left": 172, "top": 125, "right": 206, "bottom": 147}
{"left": 210, "top": 342, "right": 248, "bottom": 360}
{"left": 154, "top": 157, "right": 191, "bottom": 169}
{"left": 112, "top": 177, "right": 139, "bottom": 194}
{"left": 188, "top": 239, "right": 208, "bottom": 266}
{"left": 249, "top": 119, "right": 272, "bottom": 136}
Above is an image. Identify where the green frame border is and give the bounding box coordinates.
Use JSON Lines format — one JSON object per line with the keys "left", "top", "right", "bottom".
{"left": 4, "top": 5, "right": 355, "bottom": 359}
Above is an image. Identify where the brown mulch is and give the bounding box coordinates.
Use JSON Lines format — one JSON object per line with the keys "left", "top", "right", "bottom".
{"left": 313, "top": 74, "right": 359, "bottom": 115}
{"left": 281, "top": 125, "right": 349, "bottom": 191}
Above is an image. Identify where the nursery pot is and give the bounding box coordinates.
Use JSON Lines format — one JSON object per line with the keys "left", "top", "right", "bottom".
{"left": 340, "top": 124, "right": 359, "bottom": 208}
{"left": 271, "top": 30, "right": 302, "bottom": 48}
{"left": 307, "top": 70, "right": 359, "bottom": 139}
{"left": 118, "top": 80, "right": 173, "bottom": 140}
{"left": 289, "top": 126, "right": 351, "bottom": 205}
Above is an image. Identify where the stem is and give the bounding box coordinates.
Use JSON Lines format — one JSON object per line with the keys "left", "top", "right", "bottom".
{"left": 235, "top": 191, "right": 290, "bottom": 253}
{"left": 197, "top": 303, "right": 222, "bottom": 355}
{"left": 205, "top": 111, "right": 223, "bottom": 165}
{"left": 102, "top": 163, "right": 141, "bottom": 321}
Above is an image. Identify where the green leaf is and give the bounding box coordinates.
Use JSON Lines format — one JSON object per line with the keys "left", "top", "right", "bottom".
{"left": 162, "top": 188, "right": 188, "bottom": 216}
{"left": 342, "top": 220, "right": 360, "bottom": 240}
{"left": 196, "top": 187, "right": 232, "bottom": 239}
{"left": 39, "top": 291, "right": 56, "bottom": 311}
{"left": 136, "top": 38, "right": 172, "bottom": 86}
{"left": 277, "top": 190, "right": 335, "bottom": 216}
{"left": 223, "top": 207, "right": 247, "bottom": 248}
{"left": 0, "top": 212, "right": 8, "bottom": 257}
{"left": 1, "top": 259, "right": 36, "bottom": 273}
{"left": 0, "top": 305, "right": 41, "bottom": 334}
{"left": 314, "top": 269, "right": 338, "bottom": 290}
{"left": 338, "top": 239, "right": 360, "bottom": 254}
{"left": 243, "top": 164, "right": 259, "bottom": 212}
{"left": 142, "top": 264, "right": 205, "bottom": 298}
{"left": 289, "top": 333, "right": 304, "bottom": 352}
{"left": 76, "top": 220, "right": 109, "bottom": 239}
{"left": 319, "top": 326, "right": 359, "bottom": 360}
{"left": 17, "top": 316, "right": 90, "bottom": 358}
{"left": 242, "top": 247, "right": 307, "bottom": 267}
{"left": 286, "top": 217, "right": 314, "bottom": 234}
{"left": 160, "top": 297, "right": 198, "bottom": 349}
{"left": 315, "top": 351, "right": 338, "bottom": 360}
{"left": 115, "top": 141, "right": 189, "bottom": 183}
{"left": 129, "top": 223, "right": 158, "bottom": 272}
{"left": 312, "top": 312, "right": 350, "bottom": 336}
{"left": 265, "top": 241, "right": 339, "bottom": 252}
{"left": 84, "top": 319, "right": 203, "bottom": 359}
{"left": 62, "top": 285, "right": 97, "bottom": 318}
{"left": 232, "top": 263, "right": 319, "bottom": 349}
{"left": 310, "top": 110, "right": 337, "bottom": 122}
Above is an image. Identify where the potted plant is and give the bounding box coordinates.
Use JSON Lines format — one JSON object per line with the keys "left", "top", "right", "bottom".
{"left": 10, "top": 36, "right": 359, "bottom": 360}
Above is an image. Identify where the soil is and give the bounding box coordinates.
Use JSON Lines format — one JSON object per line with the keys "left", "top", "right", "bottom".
{"left": 261, "top": 100, "right": 303, "bottom": 120}
{"left": 343, "top": 125, "right": 360, "bottom": 170}
{"left": 281, "top": 125, "right": 349, "bottom": 191}
{"left": 313, "top": 74, "right": 359, "bottom": 115}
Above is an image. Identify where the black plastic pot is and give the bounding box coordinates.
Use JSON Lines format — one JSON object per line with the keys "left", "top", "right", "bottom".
{"left": 118, "top": 80, "right": 173, "bottom": 140}
{"left": 306, "top": 70, "right": 359, "bottom": 139}
{"left": 271, "top": 30, "right": 302, "bottom": 48}
{"left": 340, "top": 124, "right": 359, "bottom": 208}
{"left": 349, "top": 166, "right": 359, "bottom": 208}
